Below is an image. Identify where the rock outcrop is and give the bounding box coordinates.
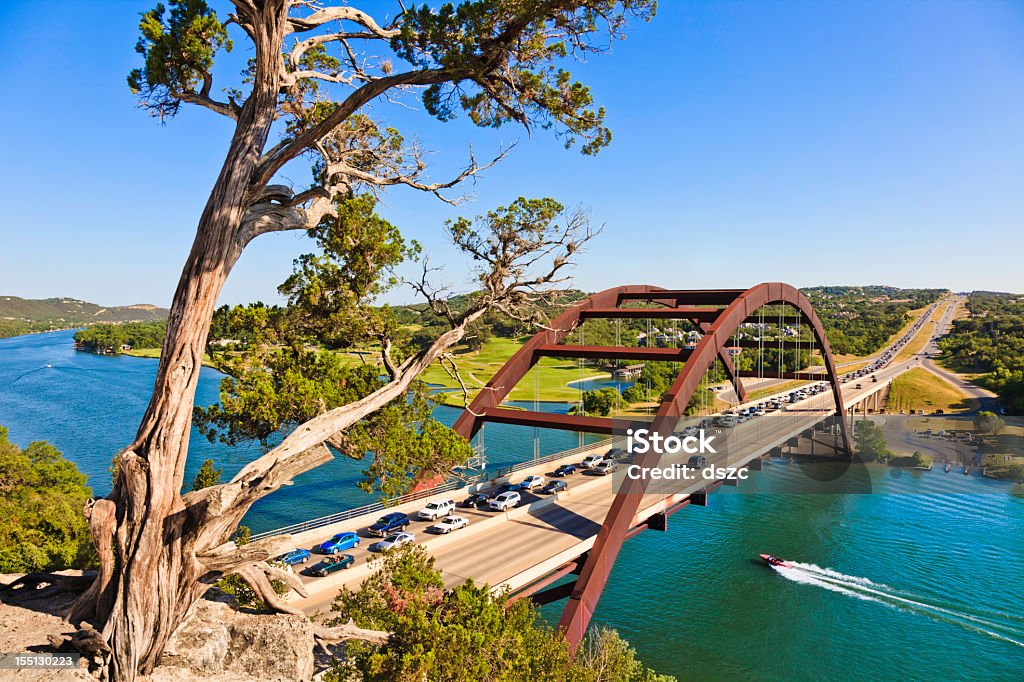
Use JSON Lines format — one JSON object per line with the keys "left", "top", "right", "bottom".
{"left": 150, "top": 598, "right": 315, "bottom": 682}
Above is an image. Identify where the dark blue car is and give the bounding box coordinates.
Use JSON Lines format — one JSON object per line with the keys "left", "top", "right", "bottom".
{"left": 318, "top": 531, "right": 360, "bottom": 554}
{"left": 368, "top": 512, "right": 409, "bottom": 537}
{"left": 553, "top": 463, "right": 577, "bottom": 477}
{"left": 277, "top": 548, "right": 312, "bottom": 565}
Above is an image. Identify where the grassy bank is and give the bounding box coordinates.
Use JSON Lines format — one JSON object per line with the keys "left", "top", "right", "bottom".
{"left": 888, "top": 368, "right": 977, "bottom": 414}
{"left": 419, "top": 336, "right": 600, "bottom": 404}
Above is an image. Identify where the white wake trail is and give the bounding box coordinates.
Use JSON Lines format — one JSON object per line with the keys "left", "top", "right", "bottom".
{"left": 772, "top": 563, "right": 1024, "bottom": 649}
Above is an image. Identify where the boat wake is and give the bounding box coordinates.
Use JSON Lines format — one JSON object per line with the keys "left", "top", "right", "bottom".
{"left": 772, "top": 561, "right": 1024, "bottom": 649}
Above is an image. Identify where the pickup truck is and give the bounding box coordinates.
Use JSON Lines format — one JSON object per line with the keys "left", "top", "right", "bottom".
{"left": 417, "top": 499, "right": 455, "bottom": 521}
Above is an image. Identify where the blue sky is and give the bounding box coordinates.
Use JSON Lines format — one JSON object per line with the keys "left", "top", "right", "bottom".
{"left": 1, "top": 0, "right": 1022, "bottom": 307}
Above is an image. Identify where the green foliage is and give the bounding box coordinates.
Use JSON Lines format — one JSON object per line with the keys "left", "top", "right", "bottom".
{"left": 0, "top": 297, "right": 166, "bottom": 340}
{"left": 279, "top": 194, "right": 416, "bottom": 348}
{"left": 190, "top": 458, "right": 222, "bottom": 491}
{"left": 805, "top": 286, "right": 945, "bottom": 356}
{"left": 127, "top": 0, "right": 232, "bottom": 119}
{"left": 912, "top": 451, "right": 933, "bottom": 468}
{"left": 941, "top": 293, "right": 1024, "bottom": 414}
{"left": 73, "top": 321, "right": 167, "bottom": 354}
{"left": 576, "top": 387, "right": 619, "bottom": 416}
{"left": 854, "top": 419, "right": 892, "bottom": 462}
{"left": 974, "top": 411, "right": 1006, "bottom": 436}
{"left": 194, "top": 353, "right": 385, "bottom": 446}
{"left": 232, "top": 525, "right": 251, "bottom": 546}
{"left": 326, "top": 544, "right": 674, "bottom": 682}
{"left": 0, "top": 426, "right": 96, "bottom": 573}
{"left": 394, "top": 1, "right": 657, "bottom": 155}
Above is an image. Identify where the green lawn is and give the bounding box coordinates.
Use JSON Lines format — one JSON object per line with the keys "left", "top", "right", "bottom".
{"left": 420, "top": 336, "right": 603, "bottom": 404}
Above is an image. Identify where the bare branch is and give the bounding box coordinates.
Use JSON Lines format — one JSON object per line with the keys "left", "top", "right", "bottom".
{"left": 196, "top": 535, "right": 293, "bottom": 573}
{"left": 327, "top": 143, "right": 513, "bottom": 205}
{"left": 288, "top": 6, "right": 401, "bottom": 38}
{"left": 255, "top": 67, "right": 462, "bottom": 188}
{"left": 230, "top": 563, "right": 304, "bottom": 616}
{"left": 313, "top": 620, "right": 391, "bottom": 653}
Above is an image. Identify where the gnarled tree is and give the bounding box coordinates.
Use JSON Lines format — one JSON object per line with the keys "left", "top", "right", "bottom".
{"left": 66, "top": 1, "right": 655, "bottom": 680}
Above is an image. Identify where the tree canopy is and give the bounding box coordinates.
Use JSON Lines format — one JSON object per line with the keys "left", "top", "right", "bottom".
{"left": 0, "top": 426, "right": 96, "bottom": 573}
{"left": 326, "top": 544, "right": 675, "bottom": 682}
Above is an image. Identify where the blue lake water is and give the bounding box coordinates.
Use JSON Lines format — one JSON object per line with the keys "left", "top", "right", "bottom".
{"left": 0, "top": 330, "right": 598, "bottom": 532}
{"left": 567, "top": 376, "right": 635, "bottom": 393}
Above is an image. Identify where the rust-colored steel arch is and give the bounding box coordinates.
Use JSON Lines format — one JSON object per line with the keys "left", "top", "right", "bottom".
{"left": 450, "top": 283, "right": 851, "bottom": 650}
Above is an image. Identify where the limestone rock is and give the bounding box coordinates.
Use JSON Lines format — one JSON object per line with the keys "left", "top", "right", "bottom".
{"left": 153, "top": 598, "right": 314, "bottom": 682}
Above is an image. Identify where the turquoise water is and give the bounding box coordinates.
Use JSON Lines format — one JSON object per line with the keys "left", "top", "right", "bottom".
{"left": 541, "top": 465, "right": 1024, "bottom": 680}
{"left": 3, "top": 330, "right": 1023, "bottom": 679}
{"left": 568, "top": 376, "right": 635, "bottom": 393}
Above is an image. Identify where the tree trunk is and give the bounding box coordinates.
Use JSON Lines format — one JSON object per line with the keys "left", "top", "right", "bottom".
{"left": 68, "top": 7, "right": 291, "bottom": 680}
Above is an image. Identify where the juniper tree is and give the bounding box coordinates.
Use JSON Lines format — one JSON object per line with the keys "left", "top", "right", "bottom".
{"left": 57, "top": 2, "right": 655, "bottom": 679}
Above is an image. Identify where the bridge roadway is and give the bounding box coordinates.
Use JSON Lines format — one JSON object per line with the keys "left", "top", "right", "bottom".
{"left": 286, "top": 299, "right": 951, "bottom": 615}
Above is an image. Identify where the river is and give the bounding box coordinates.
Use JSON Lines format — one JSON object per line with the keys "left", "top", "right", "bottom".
{"left": 2, "top": 330, "right": 1023, "bottom": 680}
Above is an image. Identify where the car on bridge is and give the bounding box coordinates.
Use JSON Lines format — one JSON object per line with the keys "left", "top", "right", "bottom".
{"left": 368, "top": 512, "right": 410, "bottom": 537}
{"left": 541, "top": 480, "right": 568, "bottom": 494}
{"left": 605, "top": 447, "right": 627, "bottom": 461}
{"left": 590, "top": 460, "right": 616, "bottom": 476}
{"left": 688, "top": 455, "right": 709, "bottom": 468}
{"left": 678, "top": 425, "right": 699, "bottom": 437}
{"left": 552, "top": 463, "right": 578, "bottom": 477}
{"left": 520, "top": 475, "right": 545, "bottom": 490}
{"left": 276, "top": 548, "right": 311, "bottom": 566}
{"left": 317, "top": 532, "right": 360, "bottom": 554}
{"left": 580, "top": 453, "right": 604, "bottom": 469}
{"left": 429, "top": 515, "right": 469, "bottom": 534}
{"left": 372, "top": 532, "right": 415, "bottom": 552}
{"left": 417, "top": 499, "right": 455, "bottom": 521}
{"left": 489, "top": 491, "right": 521, "bottom": 511}
{"left": 489, "top": 482, "right": 525, "bottom": 498}
{"left": 459, "top": 492, "right": 490, "bottom": 508}
{"left": 309, "top": 554, "right": 355, "bottom": 577}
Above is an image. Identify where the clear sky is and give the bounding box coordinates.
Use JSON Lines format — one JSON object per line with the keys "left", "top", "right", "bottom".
{"left": 1, "top": 0, "right": 1022, "bottom": 307}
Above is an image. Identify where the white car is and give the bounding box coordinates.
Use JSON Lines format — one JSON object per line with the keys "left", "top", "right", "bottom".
{"left": 580, "top": 454, "right": 604, "bottom": 469}
{"left": 373, "top": 532, "right": 415, "bottom": 552}
{"left": 429, "top": 515, "right": 469, "bottom": 534}
{"left": 679, "top": 426, "right": 698, "bottom": 437}
{"left": 417, "top": 499, "right": 455, "bottom": 521}
{"left": 489, "top": 491, "right": 521, "bottom": 511}
{"left": 520, "top": 475, "right": 545, "bottom": 490}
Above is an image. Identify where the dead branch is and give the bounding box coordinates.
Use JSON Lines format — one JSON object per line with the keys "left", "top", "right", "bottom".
{"left": 313, "top": 620, "right": 391, "bottom": 653}
{"left": 287, "top": 6, "right": 402, "bottom": 38}
{"left": 231, "top": 563, "right": 305, "bottom": 616}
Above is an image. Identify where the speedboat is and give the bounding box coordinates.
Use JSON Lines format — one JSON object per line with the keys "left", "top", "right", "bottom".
{"left": 759, "top": 553, "right": 790, "bottom": 567}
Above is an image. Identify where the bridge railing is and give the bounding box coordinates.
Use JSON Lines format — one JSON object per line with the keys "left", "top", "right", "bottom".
{"left": 249, "top": 479, "right": 466, "bottom": 542}
{"left": 249, "top": 437, "right": 615, "bottom": 542}
{"left": 484, "top": 437, "right": 614, "bottom": 480}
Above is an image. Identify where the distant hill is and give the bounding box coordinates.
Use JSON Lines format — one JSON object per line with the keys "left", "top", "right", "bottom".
{"left": 0, "top": 296, "right": 168, "bottom": 339}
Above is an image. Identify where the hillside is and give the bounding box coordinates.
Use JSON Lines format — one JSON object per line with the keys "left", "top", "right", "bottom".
{"left": 0, "top": 296, "right": 167, "bottom": 339}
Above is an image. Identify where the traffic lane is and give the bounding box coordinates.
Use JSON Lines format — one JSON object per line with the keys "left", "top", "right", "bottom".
{"left": 292, "top": 467, "right": 603, "bottom": 588}
{"left": 432, "top": 483, "right": 614, "bottom": 588}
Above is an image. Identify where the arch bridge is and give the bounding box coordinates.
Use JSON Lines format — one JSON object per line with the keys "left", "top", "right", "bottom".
{"left": 451, "top": 283, "right": 853, "bottom": 650}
